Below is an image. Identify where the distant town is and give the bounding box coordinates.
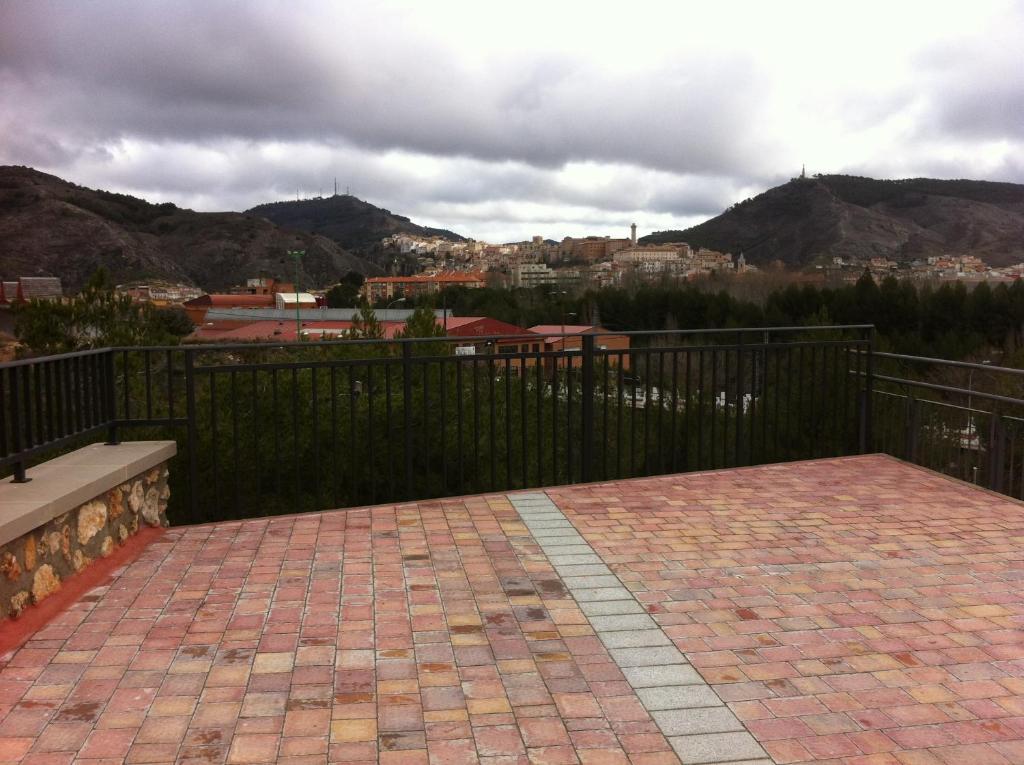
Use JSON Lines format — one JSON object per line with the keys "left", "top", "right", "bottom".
{"left": 373, "top": 224, "right": 1024, "bottom": 289}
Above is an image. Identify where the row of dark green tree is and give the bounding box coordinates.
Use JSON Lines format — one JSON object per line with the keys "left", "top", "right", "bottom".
{"left": 409, "top": 273, "right": 1024, "bottom": 364}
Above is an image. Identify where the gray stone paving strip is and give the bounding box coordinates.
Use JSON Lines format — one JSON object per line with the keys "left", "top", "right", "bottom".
{"left": 508, "top": 492, "right": 773, "bottom": 765}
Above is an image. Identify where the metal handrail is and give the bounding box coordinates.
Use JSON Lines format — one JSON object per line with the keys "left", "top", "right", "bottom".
{"left": 1, "top": 324, "right": 872, "bottom": 366}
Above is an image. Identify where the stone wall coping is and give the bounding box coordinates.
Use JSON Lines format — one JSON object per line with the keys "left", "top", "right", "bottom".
{"left": 0, "top": 441, "right": 177, "bottom": 548}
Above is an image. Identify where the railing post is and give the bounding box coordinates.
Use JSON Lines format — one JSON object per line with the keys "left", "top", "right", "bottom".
{"left": 859, "top": 328, "right": 875, "bottom": 454}
{"left": 904, "top": 396, "right": 918, "bottom": 463}
{"left": 8, "top": 366, "right": 29, "bottom": 483}
{"left": 988, "top": 411, "right": 1004, "bottom": 493}
{"left": 184, "top": 348, "right": 199, "bottom": 521}
{"left": 580, "top": 334, "right": 595, "bottom": 483}
{"left": 105, "top": 350, "right": 119, "bottom": 445}
{"left": 402, "top": 341, "right": 414, "bottom": 499}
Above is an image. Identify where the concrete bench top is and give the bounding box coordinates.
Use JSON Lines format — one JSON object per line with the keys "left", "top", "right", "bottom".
{"left": 0, "top": 441, "right": 177, "bottom": 547}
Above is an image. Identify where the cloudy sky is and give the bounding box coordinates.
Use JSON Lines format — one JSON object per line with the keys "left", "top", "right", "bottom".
{"left": 1, "top": 1, "right": 1022, "bottom": 243}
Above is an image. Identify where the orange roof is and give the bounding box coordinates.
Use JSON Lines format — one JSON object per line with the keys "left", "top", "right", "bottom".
{"left": 529, "top": 324, "right": 610, "bottom": 345}
{"left": 189, "top": 320, "right": 408, "bottom": 342}
{"left": 443, "top": 317, "right": 532, "bottom": 337}
{"left": 528, "top": 324, "right": 602, "bottom": 335}
{"left": 184, "top": 294, "right": 276, "bottom": 308}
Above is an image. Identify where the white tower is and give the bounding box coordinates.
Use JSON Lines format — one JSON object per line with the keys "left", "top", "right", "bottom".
{"left": 630, "top": 223, "right": 637, "bottom": 245}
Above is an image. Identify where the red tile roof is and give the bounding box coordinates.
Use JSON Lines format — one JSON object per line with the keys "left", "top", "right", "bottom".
{"left": 528, "top": 324, "right": 611, "bottom": 344}
{"left": 184, "top": 294, "right": 276, "bottom": 308}
{"left": 189, "top": 319, "right": 408, "bottom": 342}
{"left": 443, "top": 317, "right": 532, "bottom": 338}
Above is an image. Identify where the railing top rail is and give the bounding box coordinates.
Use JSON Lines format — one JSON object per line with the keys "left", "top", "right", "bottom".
{"left": 871, "top": 372, "right": 1024, "bottom": 408}
{"left": 132, "top": 324, "right": 873, "bottom": 354}
{"left": 873, "top": 351, "right": 1024, "bottom": 377}
{"left": 873, "top": 388, "right": 995, "bottom": 416}
{"left": 1, "top": 325, "right": 874, "bottom": 367}
{"left": 0, "top": 346, "right": 110, "bottom": 370}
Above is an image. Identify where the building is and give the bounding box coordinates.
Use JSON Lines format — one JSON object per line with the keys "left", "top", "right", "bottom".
{"left": 557, "top": 237, "right": 632, "bottom": 262}
{"left": 528, "top": 324, "right": 631, "bottom": 371}
{"left": 182, "top": 294, "right": 276, "bottom": 324}
{"left": 510, "top": 263, "right": 553, "bottom": 287}
{"left": 117, "top": 283, "right": 204, "bottom": 306}
{"left": 189, "top": 319, "right": 411, "bottom": 343}
{"left": 362, "top": 271, "right": 486, "bottom": 302}
{"left": 613, "top": 245, "right": 686, "bottom": 265}
{"left": 444, "top": 317, "right": 535, "bottom": 364}
{"left": 188, "top": 307, "right": 449, "bottom": 342}
{"left": 239, "top": 277, "right": 296, "bottom": 296}
{"left": 691, "top": 248, "right": 734, "bottom": 272}
{"left": 0, "top": 277, "right": 63, "bottom": 305}
{"left": 274, "top": 292, "right": 318, "bottom": 310}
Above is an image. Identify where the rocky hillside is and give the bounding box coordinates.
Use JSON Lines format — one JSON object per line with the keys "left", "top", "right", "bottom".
{"left": 246, "top": 194, "right": 465, "bottom": 253}
{"left": 0, "top": 166, "right": 382, "bottom": 292}
{"left": 642, "top": 175, "right": 1024, "bottom": 267}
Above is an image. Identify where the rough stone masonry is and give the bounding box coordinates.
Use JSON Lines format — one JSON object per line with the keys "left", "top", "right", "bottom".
{"left": 0, "top": 464, "right": 170, "bottom": 620}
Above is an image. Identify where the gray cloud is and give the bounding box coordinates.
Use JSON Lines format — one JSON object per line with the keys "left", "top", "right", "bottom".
{"left": 1, "top": 0, "right": 1022, "bottom": 242}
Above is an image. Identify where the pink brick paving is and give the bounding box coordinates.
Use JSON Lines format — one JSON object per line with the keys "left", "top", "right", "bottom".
{"left": 0, "top": 493, "right": 682, "bottom": 765}
{"left": 546, "top": 455, "right": 1024, "bottom": 765}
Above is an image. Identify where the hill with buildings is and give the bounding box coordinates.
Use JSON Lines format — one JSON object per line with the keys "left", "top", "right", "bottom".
{"left": 0, "top": 166, "right": 382, "bottom": 292}
{"left": 246, "top": 194, "right": 466, "bottom": 255}
{"left": 641, "top": 175, "right": 1024, "bottom": 268}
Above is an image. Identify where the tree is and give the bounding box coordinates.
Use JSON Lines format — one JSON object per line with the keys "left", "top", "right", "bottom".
{"left": 347, "top": 300, "right": 384, "bottom": 340}
{"left": 325, "top": 272, "right": 365, "bottom": 308}
{"left": 398, "top": 306, "right": 445, "bottom": 339}
{"left": 14, "top": 269, "right": 193, "bottom": 356}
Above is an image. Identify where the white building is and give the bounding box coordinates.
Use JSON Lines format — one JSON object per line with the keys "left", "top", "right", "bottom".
{"left": 274, "top": 292, "right": 318, "bottom": 310}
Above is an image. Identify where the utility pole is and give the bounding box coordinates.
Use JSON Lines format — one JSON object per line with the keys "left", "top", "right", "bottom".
{"left": 286, "top": 250, "right": 305, "bottom": 341}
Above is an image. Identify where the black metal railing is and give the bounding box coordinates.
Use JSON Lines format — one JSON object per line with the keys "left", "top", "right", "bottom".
{"left": 867, "top": 353, "right": 1024, "bottom": 497}
{"left": 3, "top": 325, "right": 874, "bottom": 523}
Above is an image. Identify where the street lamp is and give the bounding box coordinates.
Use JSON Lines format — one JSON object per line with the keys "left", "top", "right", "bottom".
{"left": 286, "top": 249, "right": 305, "bottom": 341}
{"left": 386, "top": 297, "right": 407, "bottom": 312}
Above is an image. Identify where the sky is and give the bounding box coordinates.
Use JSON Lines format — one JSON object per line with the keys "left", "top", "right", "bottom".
{"left": 1, "top": 1, "right": 1022, "bottom": 243}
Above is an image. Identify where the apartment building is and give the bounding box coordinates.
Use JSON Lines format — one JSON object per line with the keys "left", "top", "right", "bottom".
{"left": 362, "top": 271, "right": 486, "bottom": 301}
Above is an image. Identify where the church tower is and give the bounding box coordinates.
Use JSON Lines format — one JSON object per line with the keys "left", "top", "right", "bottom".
{"left": 630, "top": 223, "right": 637, "bottom": 245}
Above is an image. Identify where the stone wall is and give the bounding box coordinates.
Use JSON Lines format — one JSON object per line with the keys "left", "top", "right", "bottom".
{"left": 0, "top": 463, "right": 169, "bottom": 620}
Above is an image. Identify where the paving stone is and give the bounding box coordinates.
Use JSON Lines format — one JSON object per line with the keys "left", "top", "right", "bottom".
{"left": 573, "top": 586, "right": 634, "bottom": 601}
{"left": 667, "top": 732, "right": 767, "bottom": 764}
{"left": 652, "top": 707, "right": 745, "bottom": 736}
{"left": 587, "top": 613, "right": 657, "bottom": 631}
{"left": 578, "top": 599, "right": 644, "bottom": 616}
{"left": 552, "top": 564, "right": 613, "bottom": 578}
{"left": 524, "top": 519, "right": 576, "bottom": 528}
{"left": 546, "top": 553, "right": 603, "bottom": 565}
{"left": 623, "top": 664, "right": 704, "bottom": 688}
{"left": 609, "top": 646, "right": 686, "bottom": 667}
{"left": 532, "top": 534, "right": 586, "bottom": 545}
{"left": 13, "top": 455, "right": 1021, "bottom": 765}
{"left": 636, "top": 685, "right": 724, "bottom": 710}
{"left": 561, "top": 575, "right": 623, "bottom": 589}
{"left": 536, "top": 543, "right": 593, "bottom": 555}
{"left": 598, "top": 629, "right": 671, "bottom": 648}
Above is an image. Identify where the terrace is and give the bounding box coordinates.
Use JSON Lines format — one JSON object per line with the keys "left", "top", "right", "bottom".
{"left": 1, "top": 327, "right": 1023, "bottom": 764}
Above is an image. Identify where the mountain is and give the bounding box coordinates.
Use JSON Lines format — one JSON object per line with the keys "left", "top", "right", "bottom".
{"left": 641, "top": 175, "right": 1024, "bottom": 268}
{"left": 0, "top": 166, "right": 382, "bottom": 293}
{"left": 246, "top": 194, "right": 465, "bottom": 253}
